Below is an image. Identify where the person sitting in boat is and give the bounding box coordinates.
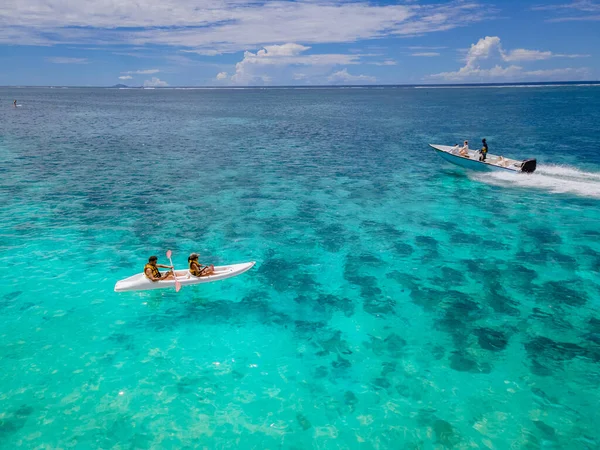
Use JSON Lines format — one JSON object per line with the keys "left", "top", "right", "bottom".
{"left": 188, "top": 253, "right": 215, "bottom": 277}
{"left": 479, "top": 138, "right": 488, "bottom": 161}
{"left": 459, "top": 140, "right": 469, "bottom": 157}
{"left": 497, "top": 155, "right": 509, "bottom": 167}
{"left": 144, "top": 255, "right": 174, "bottom": 281}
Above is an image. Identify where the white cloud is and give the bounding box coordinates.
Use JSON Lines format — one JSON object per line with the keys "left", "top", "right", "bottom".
{"left": 122, "top": 69, "right": 159, "bottom": 74}
{"left": 532, "top": 1, "right": 600, "bottom": 21}
{"left": 328, "top": 68, "right": 376, "bottom": 84}
{"left": 235, "top": 44, "right": 357, "bottom": 68}
{"left": 112, "top": 52, "right": 149, "bottom": 58}
{"left": 370, "top": 60, "right": 397, "bottom": 66}
{"left": 432, "top": 64, "right": 523, "bottom": 81}
{"left": 532, "top": 0, "right": 600, "bottom": 11}
{"left": 524, "top": 67, "right": 589, "bottom": 77}
{"left": 45, "top": 57, "right": 88, "bottom": 64}
{"left": 407, "top": 46, "right": 447, "bottom": 50}
{"left": 180, "top": 49, "right": 222, "bottom": 56}
{"left": 257, "top": 43, "right": 309, "bottom": 57}
{"left": 431, "top": 36, "right": 590, "bottom": 81}
{"left": 230, "top": 43, "right": 361, "bottom": 84}
{"left": 0, "top": 0, "right": 490, "bottom": 52}
{"left": 547, "top": 14, "right": 600, "bottom": 21}
{"left": 503, "top": 49, "right": 589, "bottom": 61}
{"left": 412, "top": 52, "right": 440, "bottom": 57}
{"left": 464, "top": 36, "right": 502, "bottom": 68}
{"left": 502, "top": 49, "right": 554, "bottom": 62}
{"left": 143, "top": 77, "right": 168, "bottom": 87}
{"left": 118, "top": 75, "right": 133, "bottom": 80}
{"left": 216, "top": 71, "right": 228, "bottom": 80}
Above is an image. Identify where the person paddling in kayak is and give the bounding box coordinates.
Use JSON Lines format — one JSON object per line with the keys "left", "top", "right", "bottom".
{"left": 144, "top": 255, "right": 175, "bottom": 281}
{"left": 188, "top": 253, "right": 215, "bottom": 277}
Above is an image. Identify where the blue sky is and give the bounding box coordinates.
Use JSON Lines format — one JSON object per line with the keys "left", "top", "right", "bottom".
{"left": 0, "top": 0, "right": 598, "bottom": 86}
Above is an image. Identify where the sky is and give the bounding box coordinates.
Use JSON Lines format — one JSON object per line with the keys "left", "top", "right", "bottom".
{"left": 0, "top": 0, "right": 599, "bottom": 86}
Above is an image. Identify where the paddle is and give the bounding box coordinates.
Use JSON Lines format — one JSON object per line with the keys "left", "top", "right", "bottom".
{"left": 166, "top": 249, "right": 181, "bottom": 293}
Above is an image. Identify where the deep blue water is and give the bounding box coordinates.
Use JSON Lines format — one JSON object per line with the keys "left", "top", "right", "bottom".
{"left": 1, "top": 86, "right": 600, "bottom": 448}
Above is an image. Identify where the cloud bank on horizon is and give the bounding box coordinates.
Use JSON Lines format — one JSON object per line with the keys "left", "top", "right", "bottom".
{"left": 0, "top": 0, "right": 597, "bottom": 85}
{"left": 430, "top": 36, "right": 590, "bottom": 81}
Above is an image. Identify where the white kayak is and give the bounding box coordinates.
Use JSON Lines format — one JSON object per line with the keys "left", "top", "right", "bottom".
{"left": 430, "top": 144, "right": 536, "bottom": 173}
{"left": 114, "top": 261, "right": 255, "bottom": 292}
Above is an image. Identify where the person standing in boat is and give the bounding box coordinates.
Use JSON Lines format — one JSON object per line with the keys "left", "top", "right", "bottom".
{"left": 144, "top": 255, "right": 174, "bottom": 281}
{"left": 479, "top": 138, "right": 488, "bottom": 161}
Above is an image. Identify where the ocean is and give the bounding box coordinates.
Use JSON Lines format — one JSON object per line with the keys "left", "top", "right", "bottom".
{"left": 1, "top": 86, "right": 599, "bottom": 448}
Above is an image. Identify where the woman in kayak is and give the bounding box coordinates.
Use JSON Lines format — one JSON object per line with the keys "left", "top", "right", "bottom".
{"left": 144, "top": 256, "right": 174, "bottom": 281}
{"left": 188, "top": 253, "right": 215, "bottom": 277}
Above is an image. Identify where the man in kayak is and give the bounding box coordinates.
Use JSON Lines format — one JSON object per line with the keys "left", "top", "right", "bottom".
{"left": 188, "top": 253, "right": 215, "bottom": 277}
{"left": 144, "top": 256, "right": 174, "bottom": 281}
{"left": 479, "top": 138, "right": 488, "bottom": 161}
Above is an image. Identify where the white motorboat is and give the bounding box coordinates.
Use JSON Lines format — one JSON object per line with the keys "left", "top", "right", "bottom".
{"left": 114, "top": 261, "right": 255, "bottom": 292}
{"left": 430, "top": 144, "right": 536, "bottom": 173}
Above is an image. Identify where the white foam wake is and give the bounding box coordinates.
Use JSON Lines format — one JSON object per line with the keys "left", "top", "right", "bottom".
{"left": 471, "top": 164, "right": 600, "bottom": 199}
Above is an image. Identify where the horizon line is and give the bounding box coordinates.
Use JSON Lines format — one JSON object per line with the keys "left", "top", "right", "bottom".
{"left": 2, "top": 80, "right": 600, "bottom": 89}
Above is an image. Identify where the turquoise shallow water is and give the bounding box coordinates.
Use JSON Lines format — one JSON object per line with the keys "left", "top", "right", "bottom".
{"left": 1, "top": 86, "right": 600, "bottom": 448}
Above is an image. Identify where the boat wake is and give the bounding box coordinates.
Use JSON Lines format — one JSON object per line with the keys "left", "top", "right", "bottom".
{"left": 471, "top": 164, "right": 600, "bottom": 199}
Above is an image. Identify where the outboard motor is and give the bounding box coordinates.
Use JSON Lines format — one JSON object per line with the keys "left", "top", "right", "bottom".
{"left": 521, "top": 159, "right": 537, "bottom": 173}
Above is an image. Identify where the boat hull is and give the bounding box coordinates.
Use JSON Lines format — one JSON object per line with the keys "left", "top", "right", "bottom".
{"left": 435, "top": 148, "right": 499, "bottom": 171}
{"left": 114, "top": 261, "right": 255, "bottom": 292}
{"left": 429, "top": 144, "right": 536, "bottom": 173}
